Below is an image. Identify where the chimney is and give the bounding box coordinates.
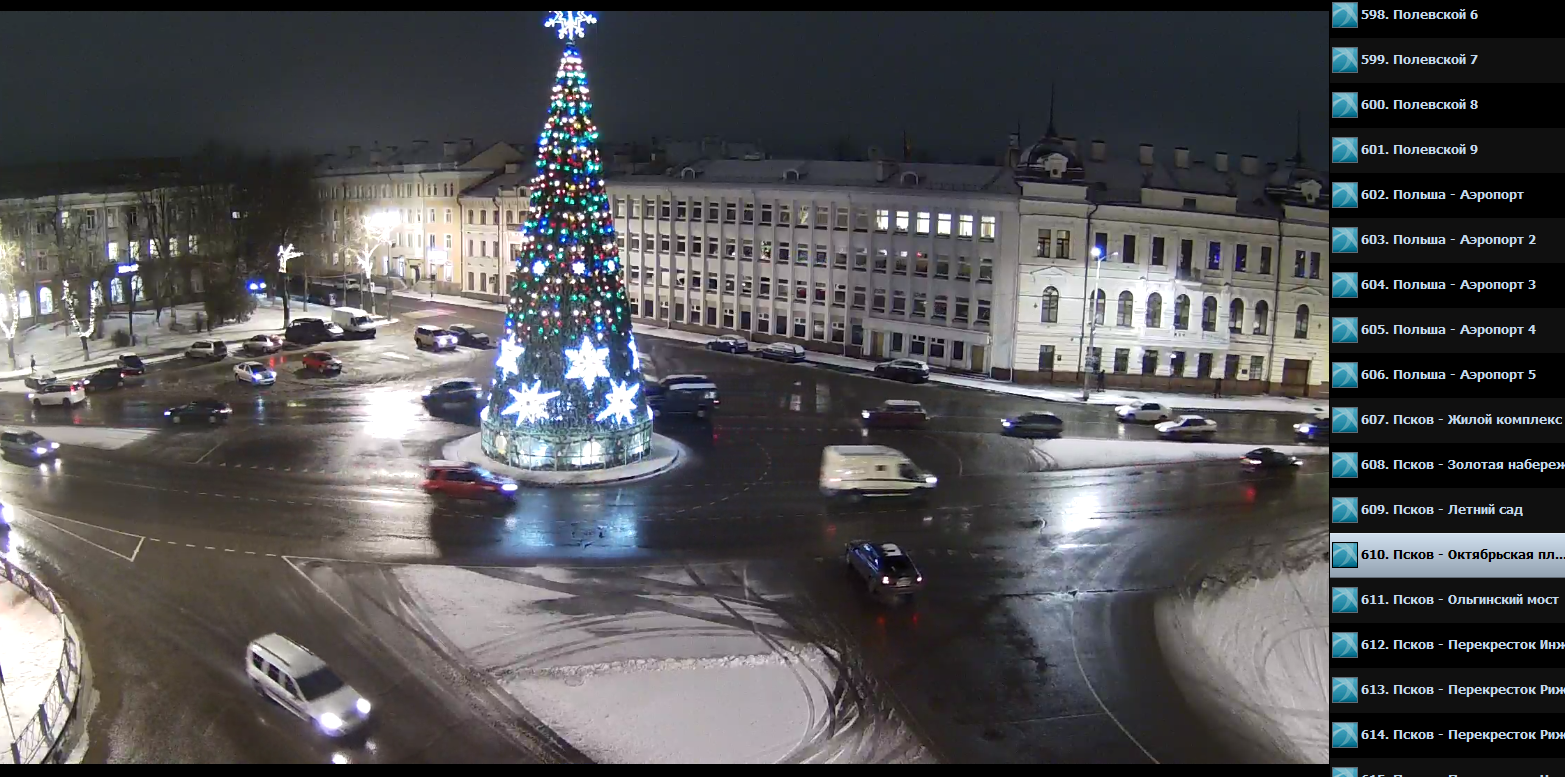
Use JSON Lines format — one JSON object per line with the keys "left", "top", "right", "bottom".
{"left": 348, "top": 145, "right": 362, "bottom": 159}
{"left": 1214, "top": 152, "right": 1229, "bottom": 173}
{"left": 459, "top": 138, "right": 474, "bottom": 154}
{"left": 442, "top": 141, "right": 457, "bottom": 159}
{"left": 1004, "top": 132, "right": 1021, "bottom": 167}
{"left": 1089, "top": 139, "right": 1106, "bottom": 162}
{"left": 1061, "top": 137, "right": 1077, "bottom": 155}
{"left": 505, "top": 162, "right": 521, "bottom": 174}
{"left": 874, "top": 158, "right": 894, "bottom": 183}
{"left": 1173, "top": 147, "right": 1190, "bottom": 169}
{"left": 1138, "top": 144, "right": 1154, "bottom": 165}
{"left": 1240, "top": 154, "right": 1259, "bottom": 175}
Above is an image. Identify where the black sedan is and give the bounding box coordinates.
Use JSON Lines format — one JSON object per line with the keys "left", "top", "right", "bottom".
{"left": 1240, "top": 447, "right": 1303, "bottom": 473}
{"left": 83, "top": 367, "right": 125, "bottom": 392}
{"left": 423, "top": 379, "right": 486, "bottom": 412}
{"left": 164, "top": 399, "right": 233, "bottom": 425}
{"left": 872, "top": 359, "right": 931, "bottom": 384}
{"left": 1000, "top": 412, "right": 1064, "bottom": 438}
{"left": 117, "top": 353, "right": 147, "bottom": 383}
{"left": 446, "top": 325, "right": 492, "bottom": 349}
{"left": 705, "top": 334, "right": 749, "bottom": 353}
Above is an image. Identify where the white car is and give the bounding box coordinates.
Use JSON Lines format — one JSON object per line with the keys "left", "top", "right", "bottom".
{"left": 234, "top": 361, "right": 277, "bottom": 386}
{"left": 1155, "top": 415, "right": 1218, "bottom": 441}
{"left": 1115, "top": 401, "right": 1172, "bottom": 423}
{"left": 28, "top": 381, "right": 85, "bottom": 408}
{"left": 246, "top": 633, "right": 371, "bottom": 738}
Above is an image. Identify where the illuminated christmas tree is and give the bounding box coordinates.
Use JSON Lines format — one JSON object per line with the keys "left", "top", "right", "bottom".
{"left": 481, "top": 11, "right": 651, "bottom": 471}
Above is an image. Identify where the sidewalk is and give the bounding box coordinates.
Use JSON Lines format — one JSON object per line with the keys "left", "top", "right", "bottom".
{"left": 390, "top": 290, "right": 1328, "bottom": 415}
{"left": 0, "top": 576, "right": 65, "bottom": 763}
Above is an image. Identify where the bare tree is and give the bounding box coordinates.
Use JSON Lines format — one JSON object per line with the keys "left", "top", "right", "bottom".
{"left": 38, "top": 196, "right": 109, "bottom": 357}
{"left": 0, "top": 202, "right": 26, "bottom": 368}
{"left": 137, "top": 182, "right": 189, "bottom": 323}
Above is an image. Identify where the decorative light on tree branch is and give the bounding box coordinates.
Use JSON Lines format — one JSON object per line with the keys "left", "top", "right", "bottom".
{"left": 60, "top": 279, "right": 99, "bottom": 339}
{"left": 278, "top": 243, "right": 302, "bottom": 274}
{"left": 480, "top": 12, "right": 652, "bottom": 471}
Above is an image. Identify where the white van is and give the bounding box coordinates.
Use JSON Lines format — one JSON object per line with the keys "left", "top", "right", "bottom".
{"left": 246, "top": 633, "right": 372, "bottom": 738}
{"left": 819, "top": 445, "right": 937, "bottom": 500}
{"left": 331, "top": 307, "right": 380, "bottom": 339}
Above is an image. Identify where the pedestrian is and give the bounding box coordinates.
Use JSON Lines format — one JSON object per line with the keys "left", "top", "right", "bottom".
{"left": 30, "top": 354, "right": 36, "bottom": 372}
{"left": 1214, "top": 378, "right": 1223, "bottom": 398}
{"left": 1096, "top": 370, "right": 1106, "bottom": 391}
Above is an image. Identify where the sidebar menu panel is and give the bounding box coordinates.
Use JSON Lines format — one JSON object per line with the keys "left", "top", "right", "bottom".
{"left": 1330, "top": 6, "right": 1565, "bottom": 776}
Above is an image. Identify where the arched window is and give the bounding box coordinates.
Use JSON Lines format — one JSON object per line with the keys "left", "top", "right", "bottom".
{"left": 1253, "top": 299, "right": 1269, "bottom": 335}
{"left": 110, "top": 278, "right": 125, "bottom": 304}
{"left": 1092, "top": 289, "right": 1106, "bottom": 325}
{"left": 1145, "top": 293, "right": 1162, "bottom": 328}
{"left": 1295, "top": 304, "right": 1311, "bottom": 338}
{"left": 900, "top": 171, "right": 921, "bottom": 185}
{"left": 1174, "top": 294, "right": 1191, "bottom": 330}
{"left": 38, "top": 286, "right": 54, "bottom": 316}
{"left": 1117, "top": 291, "right": 1134, "bottom": 327}
{"left": 17, "top": 290, "right": 31, "bottom": 319}
{"left": 1201, "top": 296, "right": 1218, "bottom": 332}
{"left": 1040, "top": 286, "right": 1059, "bottom": 323}
{"left": 505, "top": 209, "right": 515, "bottom": 224}
{"left": 784, "top": 169, "right": 800, "bottom": 182}
{"left": 680, "top": 167, "right": 698, "bottom": 180}
{"left": 1229, "top": 299, "right": 1244, "bottom": 333}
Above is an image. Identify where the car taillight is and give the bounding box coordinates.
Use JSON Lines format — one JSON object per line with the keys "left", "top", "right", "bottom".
{"left": 880, "top": 576, "right": 890, "bottom": 585}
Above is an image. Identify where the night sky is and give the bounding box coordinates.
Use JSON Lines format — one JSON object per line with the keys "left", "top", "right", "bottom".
{"left": 0, "top": 11, "right": 1324, "bottom": 168}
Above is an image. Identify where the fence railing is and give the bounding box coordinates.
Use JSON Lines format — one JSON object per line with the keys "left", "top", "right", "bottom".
{"left": 1, "top": 556, "right": 82, "bottom": 765}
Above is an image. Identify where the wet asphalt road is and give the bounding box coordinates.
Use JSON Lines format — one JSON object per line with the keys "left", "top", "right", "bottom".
{"left": 0, "top": 301, "right": 1328, "bottom": 764}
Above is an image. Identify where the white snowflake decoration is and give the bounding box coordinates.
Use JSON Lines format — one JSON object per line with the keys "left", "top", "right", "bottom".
{"left": 594, "top": 380, "right": 640, "bottom": 424}
{"left": 572, "top": 261, "right": 587, "bottom": 275}
{"left": 563, "top": 334, "right": 610, "bottom": 391}
{"left": 532, "top": 260, "right": 546, "bottom": 275}
{"left": 628, "top": 336, "right": 641, "bottom": 372}
{"left": 495, "top": 338, "right": 526, "bottom": 381}
{"left": 544, "top": 10, "right": 597, "bottom": 41}
{"left": 501, "top": 380, "right": 560, "bottom": 423}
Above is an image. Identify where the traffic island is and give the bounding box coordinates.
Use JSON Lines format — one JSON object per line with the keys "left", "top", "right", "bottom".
{"left": 441, "top": 432, "right": 684, "bottom": 487}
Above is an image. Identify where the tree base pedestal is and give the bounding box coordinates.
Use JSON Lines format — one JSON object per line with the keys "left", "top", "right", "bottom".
{"left": 443, "top": 432, "right": 683, "bottom": 487}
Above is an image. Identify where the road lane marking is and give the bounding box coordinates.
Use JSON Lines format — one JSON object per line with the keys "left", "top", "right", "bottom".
{"left": 14, "top": 507, "right": 146, "bottom": 562}
{"left": 193, "top": 441, "right": 224, "bottom": 464}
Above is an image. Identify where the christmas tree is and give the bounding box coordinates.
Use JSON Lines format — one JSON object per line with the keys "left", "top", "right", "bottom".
{"left": 481, "top": 11, "right": 651, "bottom": 471}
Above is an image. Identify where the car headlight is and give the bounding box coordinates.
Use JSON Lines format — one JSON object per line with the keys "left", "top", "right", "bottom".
{"left": 880, "top": 576, "right": 890, "bottom": 584}
{"left": 500, "top": 483, "right": 518, "bottom": 492}
{"left": 861, "top": 410, "right": 871, "bottom": 418}
{"left": 1001, "top": 419, "right": 1011, "bottom": 426}
{"left": 34, "top": 446, "right": 47, "bottom": 455}
{"left": 49, "top": 442, "right": 59, "bottom": 449}
{"left": 26, "top": 393, "right": 34, "bottom": 400}
{"left": 318, "top": 713, "right": 344, "bottom": 731}
{"left": 164, "top": 410, "right": 172, "bottom": 416}
{"left": 924, "top": 474, "right": 938, "bottom": 485}
{"left": 355, "top": 698, "right": 371, "bottom": 715}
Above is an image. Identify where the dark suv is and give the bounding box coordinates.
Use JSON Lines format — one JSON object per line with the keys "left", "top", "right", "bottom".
{"left": 844, "top": 540, "right": 924, "bottom": 600}
{"left": 649, "top": 382, "right": 718, "bottom": 421}
{"left": 423, "top": 379, "right": 486, "bottom": 413}
{"left": 285, "top": 318, "right": 344, "bottom": 345}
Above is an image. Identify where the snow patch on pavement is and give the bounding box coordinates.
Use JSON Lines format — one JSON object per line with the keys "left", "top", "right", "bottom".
{"left": 22, "top": 425, "right": 158, "bottom": 451}
{"left": 1155, "top": 522, "right": 1329, "bottom": 764}
{"left": 1032, "top": 438, "right": 1323, "bottom": 471}
{"left": 395, "top": 564, "right": 930, "bottom": 763}
{"left": 0, "top": 578, "right": 65, "bottom": 749}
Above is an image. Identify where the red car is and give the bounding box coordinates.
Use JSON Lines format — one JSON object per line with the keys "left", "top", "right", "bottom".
{"left": 860, "top": 400, "right": 929, "bottom": 429}
{"left": 421, "top": 461, "right": 519, "bottom": 502}
{"left": 302, "top": 351, "right": 342, "bottom": 374}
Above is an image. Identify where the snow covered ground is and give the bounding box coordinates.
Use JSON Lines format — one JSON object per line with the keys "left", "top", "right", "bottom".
{"left": 18, "top": 426, "right": 159, "bottom": 451}
{"left": 395, "top": 564, "right": 930, "bottom": 763}
{"left": 0, "top": 298, "right": 292, "bottom": 382}
{"left": 0, "top": 577, "right": 66, "bottom": 756}
{"left": 1031, "top": 438, "right": 1323, "bottom": 471}
{"left": 390, "top": 291, "right": 1328, "bottom": 414}
{"left": 1154, "top": 522, "right": 1328, "bottom": 764}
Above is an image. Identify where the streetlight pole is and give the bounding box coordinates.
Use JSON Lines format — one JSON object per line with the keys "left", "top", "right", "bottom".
{"left": 1079, "top": 248, "right": 1114, "bottom": 401}
{"left": 277, "top": 244, "right": 301, "bottom": 328}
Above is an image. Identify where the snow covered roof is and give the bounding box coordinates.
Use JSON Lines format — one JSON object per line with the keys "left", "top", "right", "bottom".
{"left": 463, "top": 169, "right": 533, "bottom": 198}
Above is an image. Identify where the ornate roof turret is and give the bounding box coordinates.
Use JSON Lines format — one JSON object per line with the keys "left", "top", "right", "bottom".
{"left": 1015, "top": 83, "right": 1086, "bottom": 183}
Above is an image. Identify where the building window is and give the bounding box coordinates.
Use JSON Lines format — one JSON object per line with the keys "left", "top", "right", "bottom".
{"left": 853, "top": 286, "right": 866, "bottom": 309}
{"left": 741, "top": 277, "right": 753, "bottom": 295}
{"left": 1141, "top": 349, "right": 1159, "bottom": 376}
{"left": 614, "top": 198, "right": 626, "bottom": 218}
{"left": 875, "top": 209, "right": 890, "bottom": 232}
{"left": 1259, "top": 246, "right": 1273, "bottom": 275}
{"left": 954, "top": 297, "right": 969, "bottom": 322}
{"left": 976, "top": 299, "right": 990, "bottom": 325}
{"left": 957, "top": 258, "right": 972, "bottom": 280}
{"left": 1113, "top": 348, "right": 1130, "bottom": 374}
{"left": 958, "top": 214, "right": 975, "bottom": 239}
{"left": 1094, "top": 232, "right": 1108, "bottom": 259}
{"left": 1117, "top": 291, "right": 1133, "bottom": 327}
{"left": 659, "top": 200, "right": 671, "bottom": 220}
{"left": 1055, "top": 231, "right": 1071, "bottom": 260}
{"left": 742, "top": 239, "right": 754, "bottom": 259}
{"left": 890, "top": 332, "right": 904, "bottom": 353}
{"left": 1234, "top": 244, "right": 1249, "bottom": 272}
{"left": 1173, "top": 294, "right": 1191, "bottom": 330}
{"left": 760, "top": 240, "right": 771, "bottom": 261}
{"left": 795, "top": 316, "right": 808, "bottom": 338}
{"left": 759, "top": 203, "right": 772, "bottom": 225}
{"left": 835, "top": 207, "right": 849, "bottom": 230}
{"left": 675, "top": 200, "right": 688, "bottom": 220}
{"left": 444, "top": 234, "right": 452, "bottom": 249}
{"left": 912, "top": 292, "right": 927, "bottom": 317}
{"left": 933, "top": 294, "right": 948, "bottom": 319}
{"left": 893, "top": 253, "right": 908, "bottom": 275}
{"left": 724, "top": 203, "right": 737, "bottom": 223}
{"left": 1039, "top": 345, "right": 1055, "bottom": 371}
{"left": 854, "top": 248, "right": 868, "bottom": 270}
{"left": 1253, "top": 300, "right": 1270, "bottom": 335}
{"left": 757, "top": 310, "right": 769, "bottom": 331}
{"left": 894, "top": 211, "right": 910, "bottom": 233}
{"left": 909, "top": 334, "right": 926, "bottom": 356}
{"left": 1309, "top": 251, "right": 1322, "bottom": 279}
{"left": 693, "top": 201, "right": 705, "bottom": 221}
{"left": 1036, "top": 229, "right": 1051, "bottom": 258}
{"left": 1040, "top": 287, "right": 1060, "bottom": 323}
{"left": 935, "top": 256, "right": 950, "bottom": 278}
{"left": 929, "top": 337, "right": 946, "bottom": 359}
{"left": 834, "top": 251, "right": 848, "bottom": 269}
{"left": 1197, "top": 352, "right": 1214, "bottom": 378}
{"left": 1250, "top": 355, "right": 1265, "bottom": 380}
{"left": 831, "top": 320, "right": 845, "bottom": 342}
{"left": 873, "top": 249, "right": 889, "bottom": 273}
{"left": 1121, "top": 235, "right": 1136, "bottom": 263}
{"left": 1201, "top": 296, "right": 1218, "bottom": 331}
{"left": 467, "top": 209, "right": 475, "bottom": 225}
{"left": 758, "top": 278, "right": 770, "bottom": 298}
{"left": 775, "top": 316, "right": 788, "bottom": 336}
{"left": 778, "top": 244, "right": 790, "bottom": 262}
{"left": 872, "top": 288, "right": 887, "bottom": 312}
{"left": 979, "top": 216, "right": 997, "bottom": 242}
{"left": 1294, "top": 304, "right": 1311, "bottom": 338}
{"left": 777, "top": 204, "right": 791, "bottom": 226}
{"left": 724, "top": 274, "right": 735, "bottom": 292}
{"left": 977, "top": 258, "right": 993, "bottom": 283}
{"left": 1229, "top": 299, "right": 1245, "bottom": 333}
{"left": 660, "top": 235, "right": 672, "bottom": 253}
{"left": 891, "top": 290, "right": 907, "bottom": 314}
{"left": 445, "top": 208, "right": 453, "bottom": 223}
{"left": 1171, "top": 351, "right": 1186, "bottom": 377}
{"left": 937, "top": 213, "right": 953, "bottom": 236}
{"left": 814, "top": 247, "right": 827, "bottom": 267}
{"left": 1151, "top": 236, "right": 1165, "bottom": 266}
{"left": 1092, "top": 289, "right": 1106, "bottom": 325}
{"left": 834, "top": 284, "right": 847, "bottom": 305}
{"left": 854, "top": 208, "right": 870, "bottom": 232}
{"left": 915, "top": 212, "right": 931, "bottom": 235}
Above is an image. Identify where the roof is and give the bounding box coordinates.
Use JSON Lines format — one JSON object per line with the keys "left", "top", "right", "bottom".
{"left": 252, "top": 633, "right": 326, "bottom": 673}
{"left": 314, "top": 140, "right": 525, "bottom": 176}
{"left": 883, "top": 400, "right": 923, "bottom": 408}
{"left": 0, "top": 157, "right": 184, "bottom": 200}
{"left": 879, "top": 543, "right": 905, "bottom": 556}
{"left": 613, "top": 158, "right": 1018, "bottom": 197}
{"left": 825, "top": 445, "right": 900, "bottom": 456}
{"left": 463, "top": 169, "right": 533, "bottom": 198}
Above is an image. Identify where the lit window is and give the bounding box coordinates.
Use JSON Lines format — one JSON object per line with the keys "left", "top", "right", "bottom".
{"left": 979, "top": 216, "right": 997, "bottom": 242}
{"left": 958, "top": 215, "right": 975, "bottom": 238}
{"left": 875, "top": 209, "right": 890, "bottom": 232}
{"left": 915, "top": 212, "right": 931, "bottom": 235}
{"left": 936, "top": 213, "right": 952, "bottom": 236}
{"left": 894, "top": 211, "right": 910, "bottom": 233}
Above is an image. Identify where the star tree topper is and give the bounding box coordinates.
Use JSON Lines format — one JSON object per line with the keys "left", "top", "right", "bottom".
{"left": 544, "top": 11, "right": 597, "bottom": 41}
{"left": 502, "top": 380, "right": 561, "bottom": 423}
{"left": 595, "top": 380, "right": 641, "bottom": 424}
{"left": 564, "top": 334, "right": 611, "bottom": 392}
{"left": 495, "top": 338, "right": 526, "bottom": 381}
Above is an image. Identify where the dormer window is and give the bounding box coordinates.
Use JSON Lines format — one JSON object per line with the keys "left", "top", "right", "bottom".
{"left": 1042, "top": 153, "right": 1068, "bottom": 179}
{"left": 784, "top": 169, "right": 801, "bottom": 182}
{"left": 1299, "top": 179, "right": 1322, "bottom": 204}
{"left": 899, "top": 171, "right": 921, "bottom": 186}
{"left": 680, "top": 167, "right": 698, "bottom": 180}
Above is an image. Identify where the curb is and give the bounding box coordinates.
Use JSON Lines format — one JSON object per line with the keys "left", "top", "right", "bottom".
{"left": 0, "top": 560, "right": 87, "bottom": 765}
{"left": 441, "top": 433, "right": 685, "bottom": 488}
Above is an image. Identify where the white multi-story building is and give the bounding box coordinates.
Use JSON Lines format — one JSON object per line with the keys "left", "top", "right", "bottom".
{"left": 1004, "top": 128, "right": 1330, "bottom": 396}
{"left": 457, "top": 165, "right": 531, "bottom": 298}
{"left": 609, "top": 158, "right": 1021, "bottom": 374}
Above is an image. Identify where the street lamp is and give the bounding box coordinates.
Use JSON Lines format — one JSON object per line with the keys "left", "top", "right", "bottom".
{"left": 277, "top": 243, "right": 302, "bottom": 327}
{"left": 1079, "top": 247, "right": 1116, "bottom": 401}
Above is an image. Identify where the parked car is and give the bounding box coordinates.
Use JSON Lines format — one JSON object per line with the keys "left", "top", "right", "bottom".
{"left": 1241, "top": 447, "right": 1303, "bottom": 473}
{"left": 1000, "top": 412, "right": 1064, "bottom": 438}
{"left": 445, "top": 324, "right": 492, "bottom": 348}
{"left": 84, "top": 367, "right": 125, "bottom": 392}
{"left": 0, "top": 429, "right": 59, "bottom": 461}
{"left": 235, "top": 361, "right": 277, "bottom": 386}
{"left": 1156, "top": 415, "right": 1218, "bottom": 441}
{"left": 422, "top": 379, "right": 486, "bottom": 411}
{"left": 845, "top": 541, "right": 925, "bottom": 600}
{"left": 28, "top": 381, "right": 84, "bottom": 409}
{"left": 116, "top": 353, "right": 147, "bottom": 384}
{"left": 1115, "top": 401, "right": 1173, "bottom": 423}
{"left": 284, "top": 318, "right": 343, "bottom": 345}
{"left": 872, "top": 359, "right": 930, "bottom": 384}
{"left": 185, "top": 340, "right": 229, "bottom": 360}
{"left": 705, "top": 334, "right": 749, "bottom": 353}
{"left": 330, "top": 307, "right": 380, "bottom": 340}
{"left": 1294, "top": 413, "right": 1330, "bottom": 443}
{"left": 164, "top": 399, "right": 232, "bottom": 424}
{"left": 649, "top": 382, "right": 717, "bottom": 420}
{"left": 242, "top": 334, "right": 284, "bottom": 355}
{"left": 23, "top": 370, "right": 57, "bottom": 390}
{"left": 302, "top": 351, "right": 342, "bottom": 375}
{"left": 861, "top": 400, "right": 929, "bottom": 429}
{"left": 414, "top": 325, "right": 458, "bottom": 351}
{"left": 246, "top": 633, "right": 372, "bottom": 738}
{"left": 420, "top": 460, "right": 519, "bottom": 502}
{"left": 819, "top": 445, "right": 937, "bottom": 500}
{"left": 759, "top": 342, "right": 806, "bottom": 363}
